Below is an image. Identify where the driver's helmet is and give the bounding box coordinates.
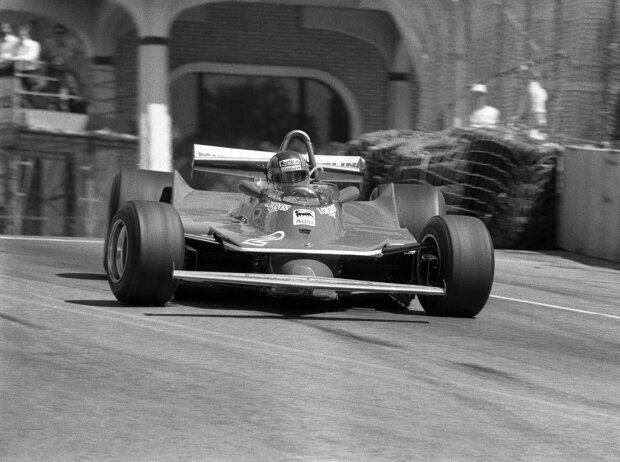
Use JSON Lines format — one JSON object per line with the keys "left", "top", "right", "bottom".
{"left": 267, "top": 150, "right": 309, "bottom": 188}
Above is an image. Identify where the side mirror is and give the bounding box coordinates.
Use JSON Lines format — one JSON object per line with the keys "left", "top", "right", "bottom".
{"left": 338, "top": 186, "right": 360, "bottom": 203}
{"left": 238, "top": 179, "right": 264, "bottom": 199}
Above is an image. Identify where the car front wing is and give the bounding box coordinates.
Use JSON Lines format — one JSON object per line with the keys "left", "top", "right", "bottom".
{"left": 173, "top": 270, "right": 445, "bottom": 296}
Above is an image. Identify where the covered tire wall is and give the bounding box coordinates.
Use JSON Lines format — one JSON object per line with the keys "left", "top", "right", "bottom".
{"left": 106, "top": 200, "right": 185, "bottom": 305}
{"left": 103, "top": 169, "right": 173, "bottom": 269}
{"left": 347, "top": 128, "right": 561, "bottom": 249}
{"left": 417, "top": 215, "right": 494, "bottom": 317}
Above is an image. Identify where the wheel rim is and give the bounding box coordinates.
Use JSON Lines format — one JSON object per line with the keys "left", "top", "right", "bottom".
{"left": 107, "top": 218, "right": 128, "bottom": 283}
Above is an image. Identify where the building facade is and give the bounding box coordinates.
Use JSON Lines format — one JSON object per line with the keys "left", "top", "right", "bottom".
{"left": 2, "top": 0, "right": 619, "bottom": 170}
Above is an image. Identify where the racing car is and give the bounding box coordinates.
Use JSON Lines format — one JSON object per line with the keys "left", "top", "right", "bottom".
{"left": 104, "top": 130, "right": 494, "bottom": 317}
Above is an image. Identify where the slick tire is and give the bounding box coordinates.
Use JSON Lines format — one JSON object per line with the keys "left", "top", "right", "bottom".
{"left": 103, "top": 169, "right": 173, "bottom": 270}
{"left": 391, "top": 184, "right": 446, "bottom": 240}
{"left": 106, "top": 200, "right": 185, "bottom": 306}
{"left": 417, "top": 215, "right": 494, "bottom": 318}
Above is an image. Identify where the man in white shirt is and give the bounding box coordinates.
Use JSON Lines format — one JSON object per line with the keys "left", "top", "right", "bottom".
{"left": 11, "top": 24, "right": 41, "bottom": 72}
{"left": 10, "top": 24, "right": 41, "bottom": 106}
{"left": 469, "top": 84, "right": 500, "bottom": 128}
{"left": 527, "top": 76, "right": 548, "bottom": 140}
{"left": 0, "top": 23, "right": 18, "bottom": 75}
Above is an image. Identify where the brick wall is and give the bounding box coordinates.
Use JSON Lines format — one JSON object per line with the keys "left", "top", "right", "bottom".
{"left": 115, "top": 3, "right": 388, "bottom": 136}
{"left": 113, "top": 0, "right": 619, "bottom": 143}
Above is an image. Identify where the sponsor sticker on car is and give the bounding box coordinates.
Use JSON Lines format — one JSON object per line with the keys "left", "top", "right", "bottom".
{"left": 293, "top": 209, "right": 315, "bottom": 227}
{"left": 318, "top": 204, "right": 337, "bottom": 218}
{"left": 265, "top": 201, "right": 291, "bottom": 213}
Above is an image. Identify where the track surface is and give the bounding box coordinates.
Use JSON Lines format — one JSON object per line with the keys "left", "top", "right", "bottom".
{"left": 1, "top": 236, "right": 619, "bottom": 461}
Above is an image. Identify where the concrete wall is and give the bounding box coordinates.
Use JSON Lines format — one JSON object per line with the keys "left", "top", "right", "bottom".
{"left": 558, "top": 147, "right": 620, "bottom": 262}
{"left": 1, "top": 130, "right": 137, "bottom": 237}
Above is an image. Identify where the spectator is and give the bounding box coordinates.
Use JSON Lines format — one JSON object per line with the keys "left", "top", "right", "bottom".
{"left": 512, "top": 66, "right": 549, "bottom": 140}
{"left": 42, "top": 24, "right": 83, "bottom": 87}
{"left": 526, "top": 70, "right": 548, "bottom": 140}
{"left": 10, "top": 23, "right": 41, "bottom": 105}
{"left": 57, "top": 71, "right": 88, "bottom": 113}
{"left": 0, "top": 23, "right": 18, "bottom": 76}
{"left": 469, "top": 83, "right": 500, "bottom": 128}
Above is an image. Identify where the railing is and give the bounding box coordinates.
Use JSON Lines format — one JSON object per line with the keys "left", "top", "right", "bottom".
{"left": 0, "top": 62, "right": 93, "bottom": 235}
{"left": 14, "top": 71, "right": 81, "bottom": 109}
{"left": 1, "top": 61, "right": 88, "bottom": 134}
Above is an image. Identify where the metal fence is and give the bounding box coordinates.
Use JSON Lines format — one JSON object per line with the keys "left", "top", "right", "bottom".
{"left": 458, "top": 0, "right": 620, "bottom": 144}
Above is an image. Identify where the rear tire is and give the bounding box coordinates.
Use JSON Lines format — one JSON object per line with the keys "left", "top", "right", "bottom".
{"left": 106, "top": 200, "right": 185, "bottom": 305}
{"left": 417, "top": 215, "right": 494, "bottom": 317}
{"left": 378, "top": 184, "right": 445, "bottom": 308}
{"left": 103, "top": 169, "right": 173, "bottom": 270}
{"left": 374, "top": 183, "right": 445, "bottom": 240}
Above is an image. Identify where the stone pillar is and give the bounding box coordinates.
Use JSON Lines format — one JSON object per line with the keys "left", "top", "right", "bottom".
{"left": 452, "top": 1, "right": 467, "bottom": 128}
{"left": 90, "top": 56, "right": 116, "bottom": 129}
{"left": 387, "top": 72, "right": 411, "bottom": 129}
{"left": 137, "top": 37, "right": 171, "bottom": 172}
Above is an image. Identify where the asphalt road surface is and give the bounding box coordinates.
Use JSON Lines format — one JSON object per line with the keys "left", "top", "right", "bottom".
{"left": 1, "top": 236, "right": 619, "bottom": 461}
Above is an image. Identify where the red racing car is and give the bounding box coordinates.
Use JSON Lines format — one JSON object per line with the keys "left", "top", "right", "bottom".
{"left": 104, "top": 130, "right": 494, "bottom": 317}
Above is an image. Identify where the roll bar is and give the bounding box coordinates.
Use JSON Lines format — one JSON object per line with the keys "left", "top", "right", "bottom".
{"left": 278, "top": 130, "right": 318, "bottom": 179}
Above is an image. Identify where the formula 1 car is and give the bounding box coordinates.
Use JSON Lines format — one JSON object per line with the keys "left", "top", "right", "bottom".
{"left": 104, "top": 130, "right": 494, "bottom": 317}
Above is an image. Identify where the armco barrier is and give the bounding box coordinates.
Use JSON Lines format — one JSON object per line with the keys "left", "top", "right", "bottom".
{"left": 558, "top": 146, "right": 620, "bottom": 262}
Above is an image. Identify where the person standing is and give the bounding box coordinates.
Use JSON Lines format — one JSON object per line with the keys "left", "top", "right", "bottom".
{"left": 469, "top": 84, "right": 500, "bottom": 128}
{"left": 0, "top": 23, "right": 18, "bottom": 76}
{"left": 42, "top": 24, "right": 83, "bottom": 87}
{"left": 526, "top": 71, "right": 548, "bottom": 140}
{"left": 10, "top": 23, "right": 41, "bottom": 106}
{"left": 512, "top": 66, "right": 549, "bottom": 140}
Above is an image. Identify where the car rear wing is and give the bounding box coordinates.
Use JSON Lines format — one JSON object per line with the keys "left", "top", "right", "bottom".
{"left": 193, "top": 144, "right": 365, "bottom": 176}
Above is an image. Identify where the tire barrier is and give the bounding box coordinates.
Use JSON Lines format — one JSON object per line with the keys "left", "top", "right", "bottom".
{"left": 346, "top": 128, "right": 563, "bottom": 249}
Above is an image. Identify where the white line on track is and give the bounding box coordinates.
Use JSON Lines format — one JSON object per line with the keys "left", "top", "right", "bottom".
{"left": 0, "top": 236, "right": 102, "bottom": 244}
{"left": 3, "top": 235, "right": 618, "bottom": 321}
{"left": 490, "top": 294, "right": 620, "bottom": 320}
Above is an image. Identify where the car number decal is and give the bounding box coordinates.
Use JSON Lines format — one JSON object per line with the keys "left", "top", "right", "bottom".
{"left": 242, "top": 231, "right": 286, "bottom": 247}
{"left": 293, "top": 209, "right": 315, "bottom": 227}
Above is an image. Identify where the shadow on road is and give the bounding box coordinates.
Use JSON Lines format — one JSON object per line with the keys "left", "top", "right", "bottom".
{"left": 539, "top": 251, "right": 620, "bottom": 271}
{"left": 61, "top": 281, "right": 431, "bottom": 322}
{"left": 167, "top": 285, "right": 429, "bottom": 321}
{"left": 143, "top": 312, "right": 429, "bottom": 323}
{"left": 57, "top": 272, "right": 108, "bottom": 281}
{"left": 65, "top": 300, "right": 126, "bottom": 308}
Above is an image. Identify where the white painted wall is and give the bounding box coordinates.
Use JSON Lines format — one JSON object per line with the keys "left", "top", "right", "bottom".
{"left": 558, "top": 147, "right": 620, "bottom": 262}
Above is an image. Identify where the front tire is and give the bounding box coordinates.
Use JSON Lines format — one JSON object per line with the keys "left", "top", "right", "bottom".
{"left": 417, "top": 215, "right": 494, "bottom": 317}
{"left": 106, "top": 200, "right": 185, "bottom": 305}
{"left": 103, "top": 169, "right": 173, "bottom": 270}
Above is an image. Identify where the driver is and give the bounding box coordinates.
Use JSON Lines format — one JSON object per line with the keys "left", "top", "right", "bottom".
{"left": 266, "top": 150, "right": 310, "bottom": 194}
